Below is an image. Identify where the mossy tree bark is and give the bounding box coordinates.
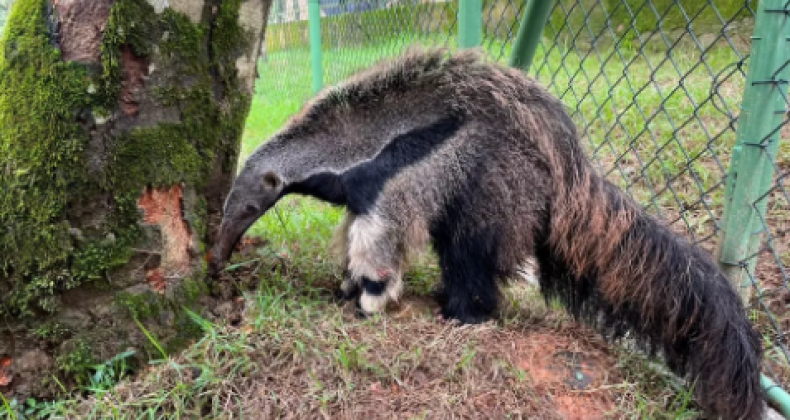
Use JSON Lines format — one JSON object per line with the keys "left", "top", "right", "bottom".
{"left": 0, "top": 0, "right": 270, "bottom": 398}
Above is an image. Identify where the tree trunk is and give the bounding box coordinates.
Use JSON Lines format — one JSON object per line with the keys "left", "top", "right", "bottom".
{"left": 0, "top": 0, "right": 270, "bottom": 398}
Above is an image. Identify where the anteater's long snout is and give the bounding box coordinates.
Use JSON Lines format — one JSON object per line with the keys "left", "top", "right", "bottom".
{"left": 207, "top": 198, "right": 275, "bottom": 279}
{"left": 206, "top": 221, "right": 244, "bottom": 279}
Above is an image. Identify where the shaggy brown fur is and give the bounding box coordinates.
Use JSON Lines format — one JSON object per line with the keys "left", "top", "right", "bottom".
{"left": 209, "top": 47, "right": 764, "bottom": 419}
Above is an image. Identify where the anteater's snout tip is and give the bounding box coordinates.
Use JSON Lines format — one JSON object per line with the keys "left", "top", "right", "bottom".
{"left": 206, "top": 249, "right": 225, "bottom": 279}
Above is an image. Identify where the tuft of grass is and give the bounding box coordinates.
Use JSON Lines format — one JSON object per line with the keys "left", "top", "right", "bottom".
{"left": 133, "top": 318, "right": 168, "bottom": 360}
{"left": 1, "top": 393, "right": 17, "bottom": 420}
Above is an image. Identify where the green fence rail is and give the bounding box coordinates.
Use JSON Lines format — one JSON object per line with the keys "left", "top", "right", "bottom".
{"left": 260, "top": 0, "right": 790, "bottom": 410}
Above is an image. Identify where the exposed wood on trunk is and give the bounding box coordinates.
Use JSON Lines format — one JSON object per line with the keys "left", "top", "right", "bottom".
{"left": 54, "top": 0, "right": 113, "bottom": 64}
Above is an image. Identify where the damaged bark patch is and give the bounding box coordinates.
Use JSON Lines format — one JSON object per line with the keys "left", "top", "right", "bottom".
{"left": 145, "top": 268, "right": 168, "bottom": 294}
{"left": 137, "top": 184, "right": 194, "bottom": 291}
{"left": 120, "top": 45, "right": 149, "bottom": 117}
{"left": 0, "top": 354, "right": 12, "bottom": 387}
{"left": 54, "top": 0, "right": 113, "bottom": 64}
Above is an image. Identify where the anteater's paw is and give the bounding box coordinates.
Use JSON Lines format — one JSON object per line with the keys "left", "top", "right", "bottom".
{"left": 430, "top": 288, "right": 448, "bottom": 307}
{"left": 333, "top": 287, "right": 359, "bottom": 303}
{"left": 332, "top": 281, "right": 361, "bottom": 304}
{"left": 438, "top": 305, "right": 493, "bottom": 325}
{"left": 354, "top": 299, "right": 371, "bottom": 319}
{"left": 434, "top": 307, "right": 460, "bottom": 325}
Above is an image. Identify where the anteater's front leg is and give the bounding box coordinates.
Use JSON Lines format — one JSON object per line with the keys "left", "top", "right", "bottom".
{"left": 344, "top": 214, "right": 406, "bottom": 317}
{"left": 328, "top": 211, "right": 362, "bottom": 302}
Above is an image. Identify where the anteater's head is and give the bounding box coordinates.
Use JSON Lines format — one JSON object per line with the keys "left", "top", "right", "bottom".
{"left": 208, "top": 164, "right": 284, "bottom": 278}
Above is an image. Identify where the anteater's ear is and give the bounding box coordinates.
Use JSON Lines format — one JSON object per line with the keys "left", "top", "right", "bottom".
{"left": 262, "top": 171, "right": 282, "bottom": 190}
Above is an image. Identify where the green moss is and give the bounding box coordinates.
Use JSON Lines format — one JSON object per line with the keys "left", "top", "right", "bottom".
{"left": 33, "top": 321, "right": 73, "bottom": 342}
{"left": 56, "top": 341, "right": 97, "bottom": 386}
{"left": 0, "top": 0, "right": 253, "bottom": 317}
{"left": 110, "top": 5, "right": 251, "bottom": 196}
{"left": 0, "top": 0, "right": 146, "bottom": 317}
{"left": 116, "top": 290, "right": 163, "bottom": 320}
{"left": 0, "top": 0, "right": 95, "bottom": 316}
{"left": 115, "top": 275, "right": 205, "bottom": 322}
{"left": 110, "top": 126, "right": 206, "bottom": 193}
{"left": 114, "top": 276, "right": 208, "bottom": 357}
{"left": 211, "top": 0, "right": 249, "bottom": 90}
{"left": 99, "top": 0, "right": 156, "bottom": 109}
{"left": 191, "top": 197, "right": 210, "bottom": 255}
{"left": 163, "top": 276, "right": 210, "bottom": 351}
{"left": 71, "top": 234, "right": 136, "bottom": 283}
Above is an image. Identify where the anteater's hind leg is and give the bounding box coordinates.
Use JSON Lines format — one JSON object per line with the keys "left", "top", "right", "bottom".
{"left": 432, "top": 230, "right": 501, "bottom": 324}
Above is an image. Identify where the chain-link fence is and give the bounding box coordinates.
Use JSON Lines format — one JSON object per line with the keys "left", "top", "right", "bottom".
{"left": 530, "top": 0, "right": 790, "bottom": 392}
{"left": 262, "top": 0, "right": 458, "bottom": 105}
{"left": 531, "top": 0, "right": 790, "bottom": 392}
{"left": 260, "top": 0, "right": 790, "bottom": 392}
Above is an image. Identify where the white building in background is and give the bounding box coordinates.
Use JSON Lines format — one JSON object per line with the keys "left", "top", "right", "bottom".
{"left": 268, "top": 0, "right": 451, "bottom": 24}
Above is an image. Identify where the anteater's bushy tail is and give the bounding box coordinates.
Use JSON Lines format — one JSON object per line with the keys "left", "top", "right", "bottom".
{"left": 537, "top": 150, "right": 764, "bottom": 419}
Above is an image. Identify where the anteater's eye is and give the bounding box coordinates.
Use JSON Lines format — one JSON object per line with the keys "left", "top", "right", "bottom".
{"left": 245, "top": 204, "right": 259, "bottom": 215}
{"left": 263, "top": 171, "right": 281, "bottom": 189}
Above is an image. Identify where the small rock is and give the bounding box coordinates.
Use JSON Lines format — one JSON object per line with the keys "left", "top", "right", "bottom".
{"left": 16, "top": 349, "right": 54, "bottom": 373}
{"left": 69, "top": 228, "right": 85, "bottom": 241}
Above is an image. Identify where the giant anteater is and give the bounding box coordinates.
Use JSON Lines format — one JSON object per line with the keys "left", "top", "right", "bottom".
{"left": 208, "top": 47, "right": 764, "bottom": 419}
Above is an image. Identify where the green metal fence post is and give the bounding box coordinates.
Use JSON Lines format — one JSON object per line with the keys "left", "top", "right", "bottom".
{"left": 718, "top": 0, "right": 790, "bottom": 300}
{"left": 509, "top": 0, "right": 555, "bottom": 72}
{"left": 762, "top": 375, "right": 790, "bottom": 419}
{"left": 458, "top": 0, "right": 482, "bottom": 48}
{"left": 308, "top": 0, "right": 323, "bottom": 94}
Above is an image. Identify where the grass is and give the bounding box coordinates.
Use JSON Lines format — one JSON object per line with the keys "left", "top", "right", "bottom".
{"left": 5, "top": 20, "right": 790, "bottom": 419}
{"left": 6, "top": 266, "right": 702, "bottom": 419}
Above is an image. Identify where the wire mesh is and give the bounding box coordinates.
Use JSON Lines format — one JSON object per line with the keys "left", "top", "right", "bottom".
{"left": 320, "top": 0, "right": 458, "bottom": 85}
{"left": 526, "top": 0, "right": 790, "bottom": 388}
{"left": 262, "top": 0, "right": 458, "bottom": 107}
{"left": 258, "top": 0, "right": 790, "bottom": 387}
